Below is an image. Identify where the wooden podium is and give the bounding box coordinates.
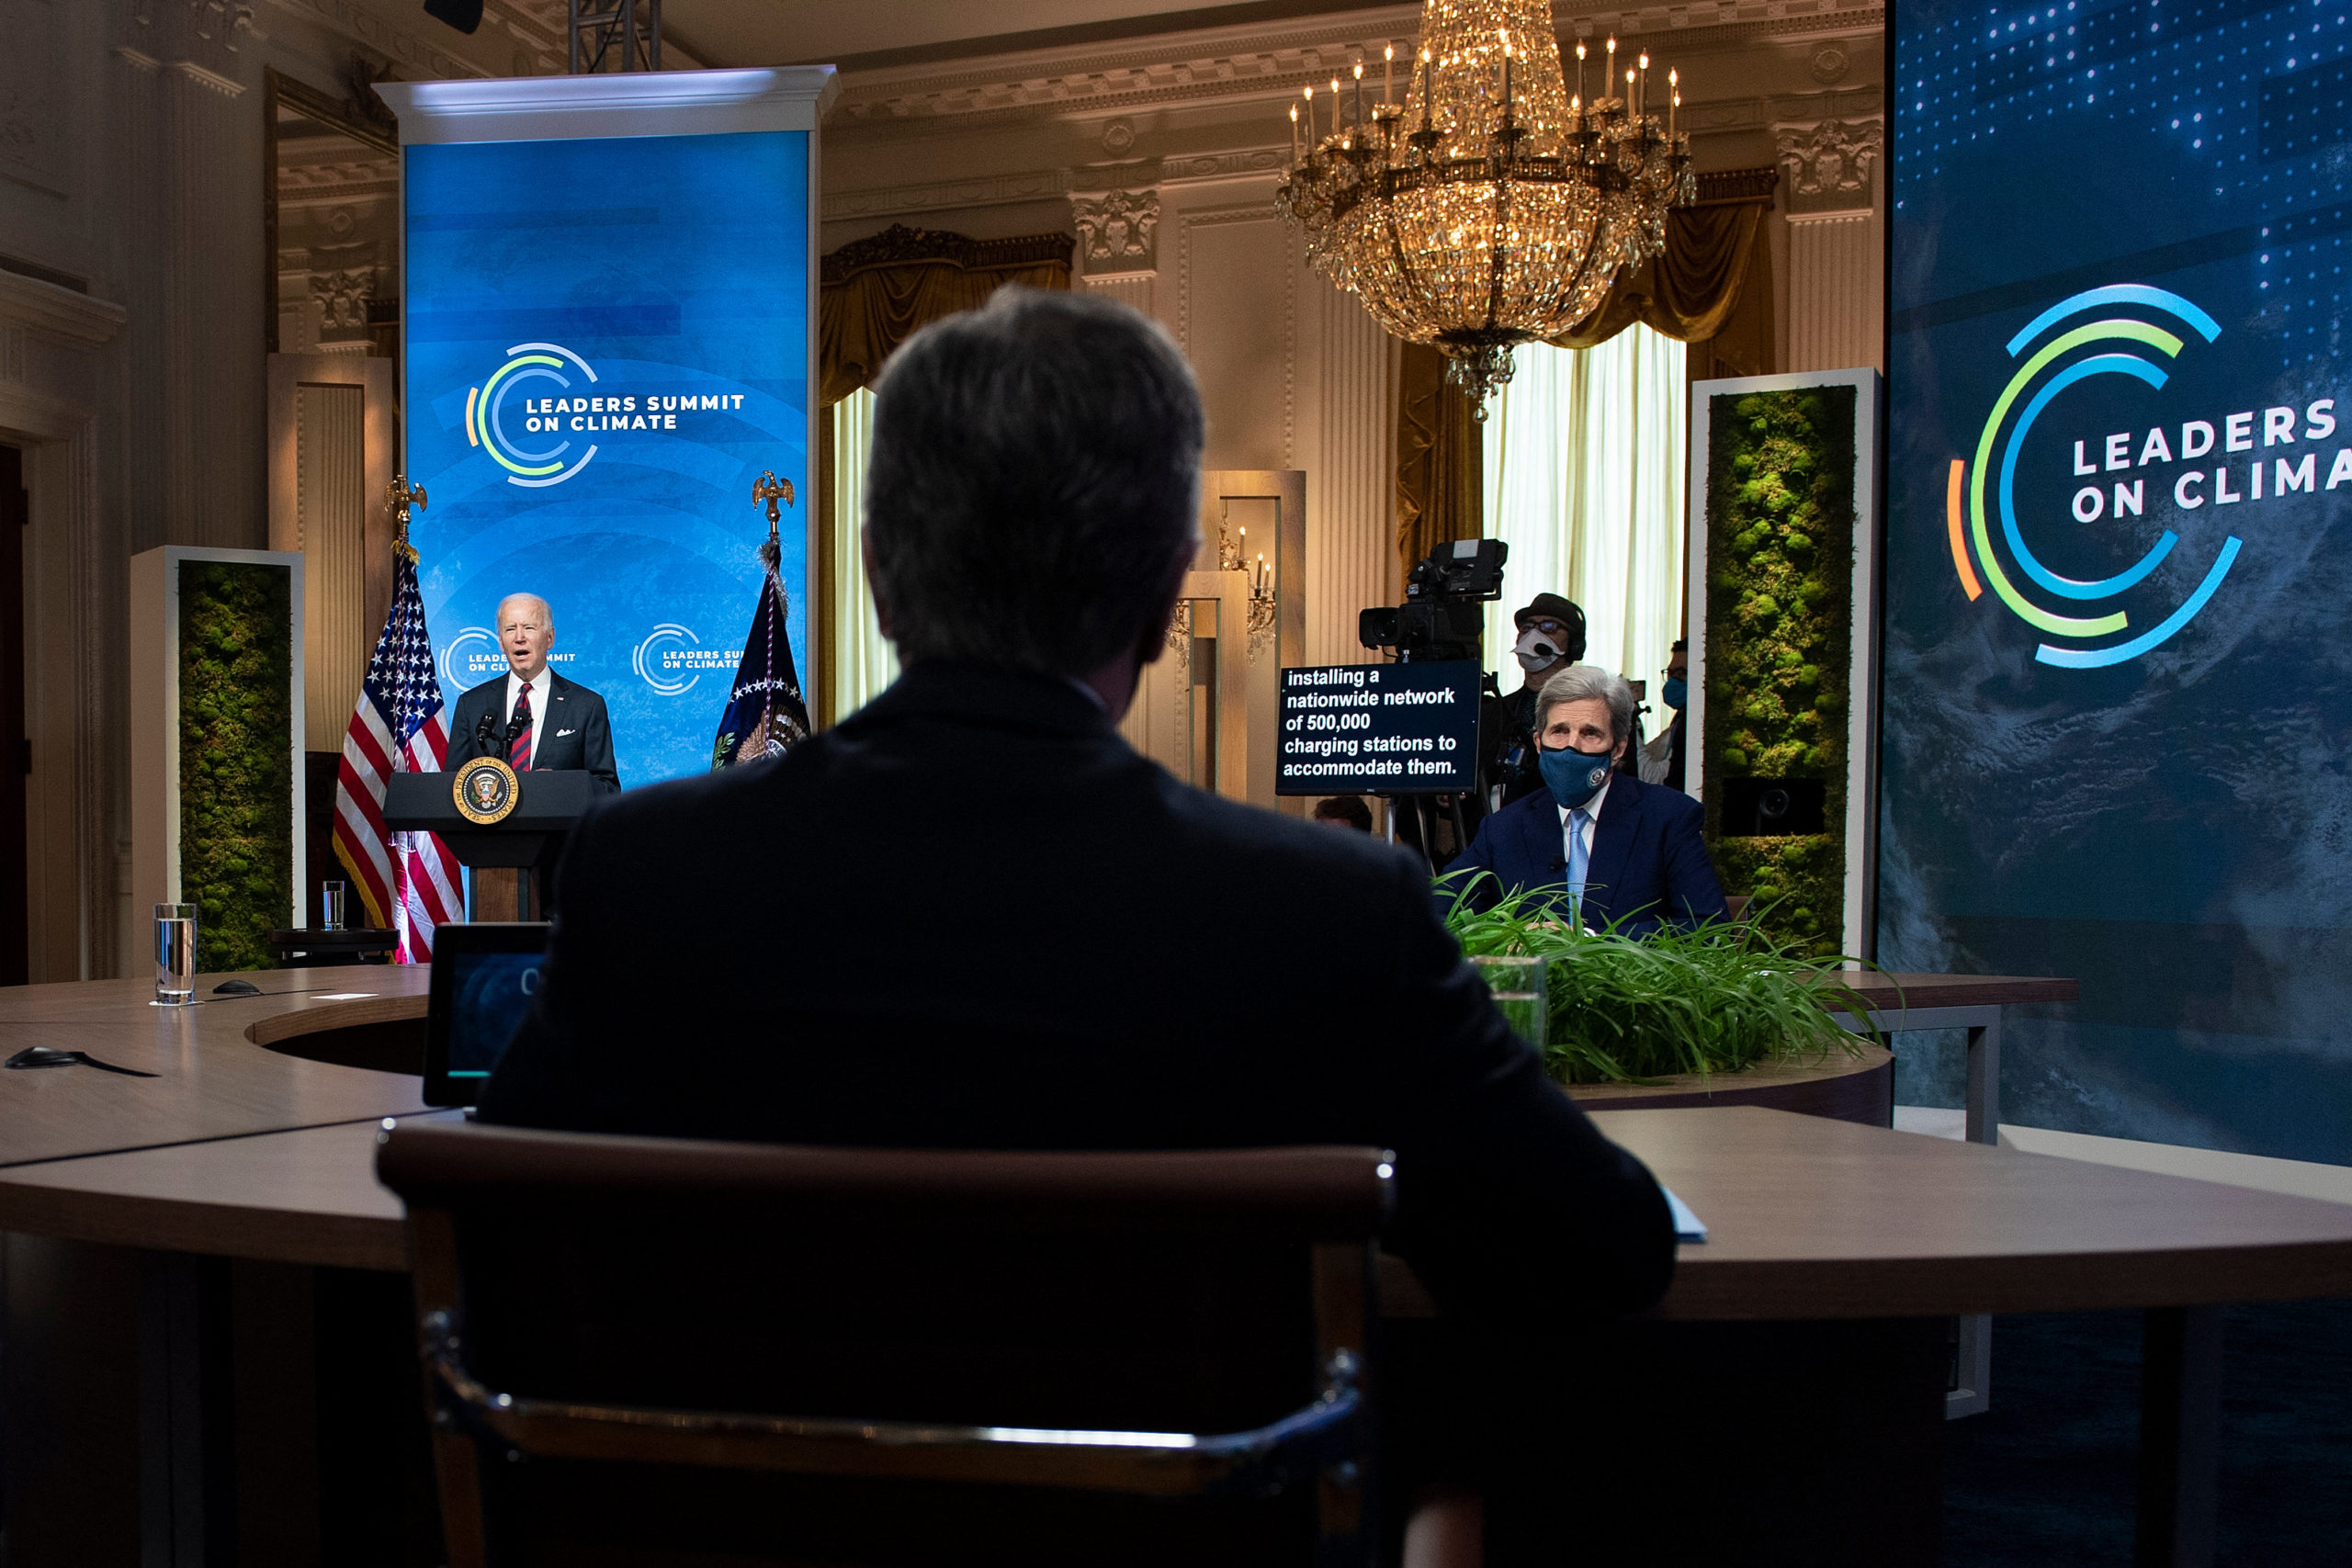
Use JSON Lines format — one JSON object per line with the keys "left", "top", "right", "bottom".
{"left": 383, "top": 770, "right": 600, "bottom": 921}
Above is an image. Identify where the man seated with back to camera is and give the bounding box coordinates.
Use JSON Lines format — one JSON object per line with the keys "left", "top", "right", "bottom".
{"left": 1447, "top": 663, "right": 1727, "bottom": 935}
{"left": 480, "top": 288, "right": 1674, "bottom": 1561}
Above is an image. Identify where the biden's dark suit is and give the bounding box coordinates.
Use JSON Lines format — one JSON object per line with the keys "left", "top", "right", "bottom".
{"left": 1445, "top": 772, "right": 1728, "bottom": 936}
{"left": 446, "top": 670, "right": 619, "bottom": 794}
{"left": 481, "top": 661, "right": 1674, "bottom": 1326}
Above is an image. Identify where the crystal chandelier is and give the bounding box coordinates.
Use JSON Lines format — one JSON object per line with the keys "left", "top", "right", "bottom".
{"left": 1276, "top": 0, "right": 1693, "bottom": 412}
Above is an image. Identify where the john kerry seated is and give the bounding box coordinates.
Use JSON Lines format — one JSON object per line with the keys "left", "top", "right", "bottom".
{"left": 446, "top": 592, "right": 619, "bottom": 794}
{"left": 1446, "top": 663, "right": 1727, "bottom": 935}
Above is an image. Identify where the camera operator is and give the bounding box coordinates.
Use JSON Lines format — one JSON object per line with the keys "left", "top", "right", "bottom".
{"left": 1481, "top": 593, "right": 1587, "bottom": 812}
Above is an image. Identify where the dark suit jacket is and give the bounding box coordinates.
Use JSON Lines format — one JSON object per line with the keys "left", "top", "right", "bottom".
{"left": 481, "top": 662, "right": 1674, "bottom": 1324}
{"left": 1445, "top": 773, "right": 1728, "bottom": 936}
{"left": 447, "top": 671, "right": 619, "bottom": 794}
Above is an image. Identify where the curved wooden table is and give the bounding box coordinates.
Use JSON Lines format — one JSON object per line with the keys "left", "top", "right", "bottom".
{"left": 0, "top": 971, "right": 2318, "bottom": 1568}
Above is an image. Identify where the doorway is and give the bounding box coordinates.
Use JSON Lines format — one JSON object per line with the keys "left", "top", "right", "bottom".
{"left": 0, "top": 446, "right": 28, "bottom": 984}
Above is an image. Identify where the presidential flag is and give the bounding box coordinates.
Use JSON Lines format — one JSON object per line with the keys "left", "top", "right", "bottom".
{"left": 333, "top": 547, "right": 463, "bottom": 962}
{"left": 710, "top": 527, "right": 812, "bottom": 768}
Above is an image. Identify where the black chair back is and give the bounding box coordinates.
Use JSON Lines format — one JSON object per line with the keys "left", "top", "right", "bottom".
{"left": 378, "top": 1122, "right": 1391, "bottom": 1568}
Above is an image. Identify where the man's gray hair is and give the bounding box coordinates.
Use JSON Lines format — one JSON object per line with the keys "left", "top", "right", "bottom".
{"left": 865, "top": 288, "right": 1204, "bottom": 675}
{"left": 498, "top": 592, "right": 555, "bottom": 636}
{"left": 1536, "top": 663, "right": 1636, "bottom": 744}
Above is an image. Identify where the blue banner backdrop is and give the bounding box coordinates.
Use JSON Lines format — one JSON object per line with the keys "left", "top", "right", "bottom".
{"left": 1887, "top": 1, "right": 2352, "bottom": 1160}
{"left": 403, "top": 130, "right": 810, "bottom": 790}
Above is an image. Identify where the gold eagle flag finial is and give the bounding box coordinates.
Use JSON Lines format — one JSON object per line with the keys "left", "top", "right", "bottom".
{"left": 752, "top": 471, "right": 794, "bottom": 572}
{"left": 386, "top": 476, "right": 428, "bottom": 563}
{"left": 752, "top": 471, "right": 795, "bottom": 526}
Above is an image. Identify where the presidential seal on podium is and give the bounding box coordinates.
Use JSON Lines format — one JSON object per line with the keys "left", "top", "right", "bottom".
{"left": 452, "top": 756, "right": 521, "bottom": 825}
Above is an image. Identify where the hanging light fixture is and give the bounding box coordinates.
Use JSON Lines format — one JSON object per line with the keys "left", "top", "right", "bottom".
{"left": 1278, "top": 0, "right": 1692, "bottom": 413}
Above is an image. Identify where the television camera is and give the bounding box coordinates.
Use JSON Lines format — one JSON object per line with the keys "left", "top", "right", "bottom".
{"left": 1359, "top": 538, "right": 1509, "bottom": 662}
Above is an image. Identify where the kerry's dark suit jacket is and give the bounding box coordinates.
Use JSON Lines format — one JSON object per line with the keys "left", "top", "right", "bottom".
{"left": 481, "top": 662, "right": 1674, "bottom": 1324}
{"left": 1446, "top": 773, "right": 1728, "bottom": 936}
{"left": 446, "top": 670, "right": 619, "bottom": 794}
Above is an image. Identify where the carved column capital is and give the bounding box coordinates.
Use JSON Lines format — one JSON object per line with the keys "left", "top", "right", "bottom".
{"left": 1774, "top": 118, "right": 1883, "bottom": 218}
{"left": 1070, "top": 187, "right": 1160, "bottom": 276}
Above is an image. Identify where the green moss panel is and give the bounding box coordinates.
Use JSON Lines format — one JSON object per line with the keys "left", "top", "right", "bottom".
{"left": 178, "top": 561, "right": 293, "bottom": 974}
{"left": 1702, "top": 387, "right": 1857, "bottom": 956}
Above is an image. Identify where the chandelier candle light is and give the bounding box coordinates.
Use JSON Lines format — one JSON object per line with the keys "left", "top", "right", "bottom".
{"left": 1277, "top": 0, "right": 1694, "bottom": 412}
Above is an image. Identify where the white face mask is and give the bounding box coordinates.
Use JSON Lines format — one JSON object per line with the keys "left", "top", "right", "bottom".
{"left": 1513, "top": 626, "right": 1563, "bottom": 673}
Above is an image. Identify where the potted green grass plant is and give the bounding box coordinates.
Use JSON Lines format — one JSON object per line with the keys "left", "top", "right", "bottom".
{"left": 1439, "top": 874, "right": 1882, "bottom": 1086}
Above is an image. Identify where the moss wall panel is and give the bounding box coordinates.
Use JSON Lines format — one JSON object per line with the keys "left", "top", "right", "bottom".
{"left": 1701, "top": 385, "right": 1859, "bottom": 955}
{"left": 177, "top": 561, "right": 295, "bottom": 973}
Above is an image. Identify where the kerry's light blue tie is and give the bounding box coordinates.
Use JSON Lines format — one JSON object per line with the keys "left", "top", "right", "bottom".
{"left": 1566, "top": 806, "right": 1592, "bottom": 919}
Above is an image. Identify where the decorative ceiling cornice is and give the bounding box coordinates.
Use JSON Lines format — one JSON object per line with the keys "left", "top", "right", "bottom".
{"left": 819, "top": 76, "right": 1873, "bottom": 227}
{"left": 829, "top": 2, "right": 1882, "bottom": 135}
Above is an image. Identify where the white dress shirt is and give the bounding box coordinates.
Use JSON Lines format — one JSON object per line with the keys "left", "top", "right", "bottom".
{"left": 503, "top": 669, "right": 550, "bottom": 762}
{"left": 1555, "top": 770, "right": 1613, "bottom": 865}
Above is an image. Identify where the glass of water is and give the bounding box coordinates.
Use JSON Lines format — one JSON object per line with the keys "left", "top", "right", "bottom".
{"left": 320, "top": 881, "right": 348, "bottom": 932}
{"left": 1471, "top": 954, "right": 1548, "bottom": 1048}
{"left": 154, "top": 903, "right": 197, "bottom": 1006}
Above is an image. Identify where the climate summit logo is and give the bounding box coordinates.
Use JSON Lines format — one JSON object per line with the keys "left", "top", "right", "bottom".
{"left": 1946, "top": 284, "right": 2282, "bottom": 670}
{"left": 467, "top": 342, "right": 602, "bottom": 488}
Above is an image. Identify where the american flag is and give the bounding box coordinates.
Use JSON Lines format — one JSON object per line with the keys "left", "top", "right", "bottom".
{"left": 332, "top": 547, "right": 463, "bottom": 962}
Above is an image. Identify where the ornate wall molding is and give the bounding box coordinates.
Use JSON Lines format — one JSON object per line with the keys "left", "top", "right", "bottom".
{"left": 1776, "top": 117, "right": 1883, "bottom": 217}
{"left": 1071, "top": 188, "right": 1159, "bottom": 276}
{"left": 1159, "top": 147, "right": 1290, "bottom": 186}
{"left": 308, "top": 265, "right": 375, "bottom": 333}
{"left": 0, "top": 272, "right": 129, "bottom": 348}
{"left": 1176, "top": 202, "right": 1296, "bottom": 468}
{"left": 827, "top": 4, "right": 1883, "bottom": 135}
{"left": 825, "top": 147, "right": 1300, "bottom": 227}
{"left": 1689, "top": 83, "right": 1883, "bottom": 136}
{"left": 167, "top": 60, "right": 246, "bottom": 98}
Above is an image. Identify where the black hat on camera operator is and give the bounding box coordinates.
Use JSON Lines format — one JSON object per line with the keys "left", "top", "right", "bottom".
{"left": 1511, "top": 594, "right": 1588, "bottom": 676}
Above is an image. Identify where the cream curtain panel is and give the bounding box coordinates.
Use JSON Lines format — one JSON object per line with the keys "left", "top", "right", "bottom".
{"left": 1479, "top": 326, "right": 1688, "bottom": 691}
{"left": 826, "top": 388, "right": 899, "bottom": 722}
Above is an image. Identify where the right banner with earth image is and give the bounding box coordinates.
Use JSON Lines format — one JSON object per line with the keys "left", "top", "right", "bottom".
{"left": 1885, "top": 0, "right": 2352, "bottom": 1160}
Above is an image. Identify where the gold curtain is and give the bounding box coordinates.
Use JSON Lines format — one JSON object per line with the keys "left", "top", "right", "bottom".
{"left": 1682, "top": 196, "right": 1776, "bottom": 384}
{"left": 1548, "top": 174, "right": 1779, "bottom": 355}
{"left": 1394, "top": 343, "right": 1487, "bottom": 583}
{"left": 1392, "top": 168, "right": 1778, "bottom": 579}
{"left": 819, "top": 224, "right": 1074, "bottom": 406}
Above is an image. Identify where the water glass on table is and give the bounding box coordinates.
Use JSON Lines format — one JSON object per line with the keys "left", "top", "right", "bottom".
{"left": 154, "top": 903, "right": 197, "bottom": 1006}
{"left": 320, "top": 880, "right": 348, "bottom": 932}
{"left": 1471, "top": 953, "right": 1547, "bottom": 1048}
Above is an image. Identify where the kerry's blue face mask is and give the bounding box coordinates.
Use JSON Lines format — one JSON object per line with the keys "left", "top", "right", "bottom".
{"left": 1538, "top": 744, "right": 1614, "bottom": 810}
{"left": 1662, "top": 677, "right": 1689, "bottom": 710}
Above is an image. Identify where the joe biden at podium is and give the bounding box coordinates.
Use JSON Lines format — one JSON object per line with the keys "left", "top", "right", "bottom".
{"left": 446, "top": 592, "right": 620, "bottom": 794}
